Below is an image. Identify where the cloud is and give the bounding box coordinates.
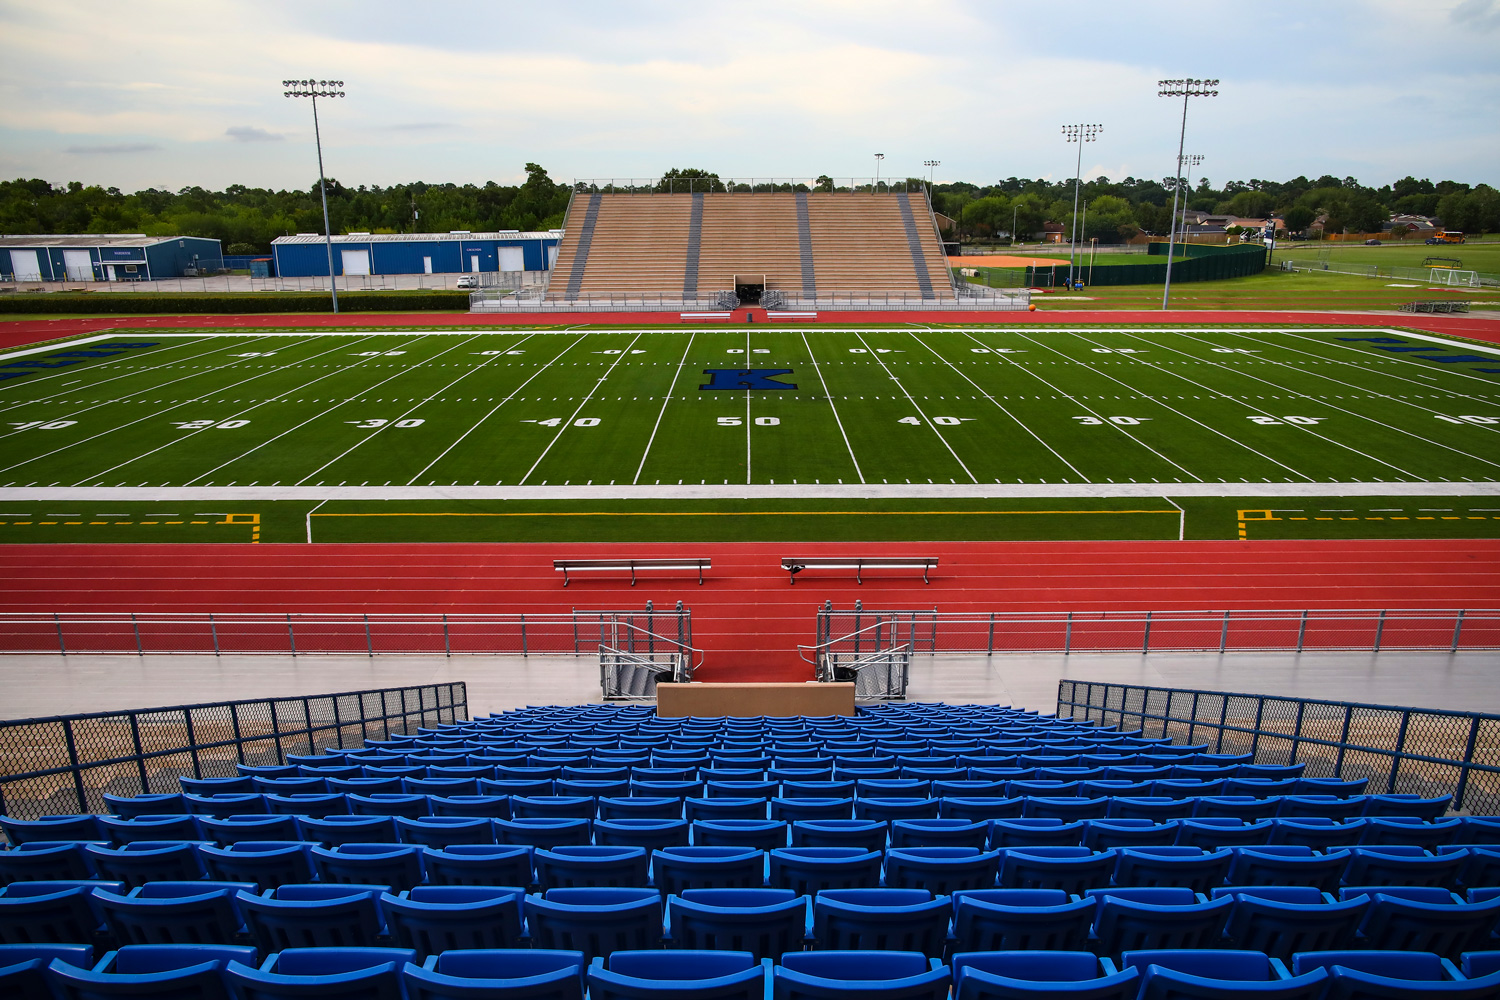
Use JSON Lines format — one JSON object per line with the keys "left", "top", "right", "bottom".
{"left": 226, "top": 125, "right": 284, "bottom": 142}
{"left": 63, "top": 142, "right": 160, "bottom": 155}
{"left": 381, "top": 122, "right": 460, "bottom": 132}
{"left": 1451, "top": 0, "right": 1500, "bottom": 31}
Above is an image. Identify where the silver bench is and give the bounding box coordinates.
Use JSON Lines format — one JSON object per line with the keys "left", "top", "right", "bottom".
{"left": 554, "top": 557, "right": 709, "bottom": 587}
{"left": 781, "top": 556, "right": 937, "bottom": 585}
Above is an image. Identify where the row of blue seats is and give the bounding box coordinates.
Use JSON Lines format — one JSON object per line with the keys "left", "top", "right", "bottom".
{"left": 11, "top": 943, "right": 1498, "bottom": 1000}
{"left": 5, "top": 877, "right": 1500, "bottom": 965}
{"left": 5, "top": 875, "right": 1500, "bottom": 960}
{"left": 281, "top": 745, "right": 1245, "bottom": 765}
{"left": 4, "top": 804, "right": 1472, "bottom": 850}
{"left": 4, "top": 837, "right": 1499, "bottom": 899}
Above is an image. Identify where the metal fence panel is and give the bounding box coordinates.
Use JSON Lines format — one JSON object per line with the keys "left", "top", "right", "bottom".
{"left": 0, "top": 682, "right": 466, "bottom": 826}
{"left": 1058, "top": 679, "right": 1500, "bottom": 813}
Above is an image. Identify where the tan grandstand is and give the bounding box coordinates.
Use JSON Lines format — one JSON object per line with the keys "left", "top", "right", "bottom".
{"left": 548, "top": 190, "right": 954, "bottom": 303}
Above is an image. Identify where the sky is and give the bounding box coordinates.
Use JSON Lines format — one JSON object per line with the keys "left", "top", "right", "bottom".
{"left": 2, "top": 0, "right": 1498, "bottom": 194}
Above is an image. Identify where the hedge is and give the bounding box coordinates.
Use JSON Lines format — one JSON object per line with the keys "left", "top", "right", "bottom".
{"left": 0, "top": 291, "right": 472, "bottom": 314}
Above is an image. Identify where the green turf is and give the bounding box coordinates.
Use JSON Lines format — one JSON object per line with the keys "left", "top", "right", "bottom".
{"left": 1, "top": 325, "right": 1496, "bottom": 543}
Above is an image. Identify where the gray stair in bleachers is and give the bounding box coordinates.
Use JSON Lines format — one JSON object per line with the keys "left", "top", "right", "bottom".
{"left": 796, "top": 191, "right": 816, "bottom": 294}
{"left": 897, "top": 193, "right": 936, "bottom": 300}
{"left": 682, "top": 192, "right": 704, "bottom": 297}
{"left": 563, "top": 193, "right": 602, "bottom": 301}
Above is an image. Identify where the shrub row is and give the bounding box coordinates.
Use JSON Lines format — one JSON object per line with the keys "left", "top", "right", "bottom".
{"left": 0, "top": 291, "right": 472, "bottom": 314}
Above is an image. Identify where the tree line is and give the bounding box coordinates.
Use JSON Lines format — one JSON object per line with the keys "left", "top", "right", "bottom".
{"left": 1, "top": 163, "right": 1495, "bottom": 251}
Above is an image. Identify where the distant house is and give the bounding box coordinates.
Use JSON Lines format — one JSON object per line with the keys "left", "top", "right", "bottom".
{"left": 1040, "top": 222, "right": 1065, "bottom": 243}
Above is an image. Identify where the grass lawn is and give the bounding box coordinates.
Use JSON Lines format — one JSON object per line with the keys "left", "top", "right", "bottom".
{"left": 1031, "top": 267, "right": 1499, "bottom": 311}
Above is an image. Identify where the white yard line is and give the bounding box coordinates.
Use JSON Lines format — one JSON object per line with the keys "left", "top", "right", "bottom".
{"left": 173, "top": 335, "right": 485, "bottom": 488}
{"left": 959, "top": 330, "right": 1202, "bottom": 483}
{"left": 633, "top": 332, "right": 696, "bottom": 485}
{"left": 0, "top": 334, "right": 236, "bottom": 413}
{"left": 745, "top": 330, "right": 753, "bottom": 485}
{"left": 1266, "top": 328, "right": 1500, "bottom": 396}
{"left": 1125, "top": 329, "right": 1497, "bottom": 475}
{"left": 907, "top": 331, "right": 1087, "bottom": 481}
{"left": 1031, "top": 329, "right": 1314, "bottom": 482}
{"left": 800, "top": 332, "right": 864, "bottom": 483}
{"left": 519, "top": 332, "right": 645, "bottom": 485}
{"left": 2, "top": 481, "right": 1494, "bottom": 502}
{"left": 406, "top": 333, "right": 584, "bottom": 486}
{"left": 0, "top": 335, "right": 382, "bottom": 477}
{"left": 853, "top": 330, "right": 978, "bottom": 484}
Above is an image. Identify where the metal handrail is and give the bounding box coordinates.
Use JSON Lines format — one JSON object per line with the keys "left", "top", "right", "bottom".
{"left": 797, "top": 618, "right": 901, "bottom": 664}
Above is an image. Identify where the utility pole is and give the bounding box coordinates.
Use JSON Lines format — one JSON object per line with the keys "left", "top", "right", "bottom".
{"left": 1157, "top": 79, "right": 1219, "bottom": 309}
{"left": 283, "top": 78, "right": 347, "bottom": 312}
{"left": 1061, "top": 124, "right": 1102, "bottom": 288}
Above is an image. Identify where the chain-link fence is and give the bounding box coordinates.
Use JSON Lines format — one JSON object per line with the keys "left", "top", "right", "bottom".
{"left": 813, "top": 605, "right": 1499, "bottom": 655}
{"left": 1057, "top": 679, "right": 1500, "bottom": 814}
{"left": 0, "top": 683, "right": 466, "bottom": 825}
{"left": 0, "top": 609, "right": 693, "bottom": 659}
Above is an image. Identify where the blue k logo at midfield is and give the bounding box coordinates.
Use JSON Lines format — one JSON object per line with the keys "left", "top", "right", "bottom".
{"left": 699, "top": 369, "right": 798, "bottom": 391}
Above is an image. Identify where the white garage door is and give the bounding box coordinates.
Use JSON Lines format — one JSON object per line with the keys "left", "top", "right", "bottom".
{"left": 498, "top": 246, "right": 525, "bottom": 273}
{"left": 8, "top": 249, "right": 43, "bottom": 281}
{"left": 63, "top": 249, "right": 94, "bottom": 282}
{"left": 340, "top": 249, "right": 371, "bottom": 276}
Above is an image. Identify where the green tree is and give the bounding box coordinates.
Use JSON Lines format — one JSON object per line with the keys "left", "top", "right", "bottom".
{"left": 655, "top": 168, "right": 724, "bottom": 194}
{"left": 1282, "top": 205, "right": 1315, "bottom": 234}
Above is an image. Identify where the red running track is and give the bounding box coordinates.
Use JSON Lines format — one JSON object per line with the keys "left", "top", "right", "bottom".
{"left": 1, "top": 309, "right": 1498, "bottom": 351}
{"left": 3, "top": 539, "right": 1497, "bottom": 680}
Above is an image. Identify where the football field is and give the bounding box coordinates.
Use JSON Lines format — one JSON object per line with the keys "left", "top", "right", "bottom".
{"left": 0, "top": 324, "right": 1497, "bottom": 543}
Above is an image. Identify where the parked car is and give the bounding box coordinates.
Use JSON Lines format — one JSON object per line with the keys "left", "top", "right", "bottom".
{"left": 455, "top": 275, "right": 479, "bottom": 289}
{"left": 1364, "top": 239, "right": 1381, "bottom": 245}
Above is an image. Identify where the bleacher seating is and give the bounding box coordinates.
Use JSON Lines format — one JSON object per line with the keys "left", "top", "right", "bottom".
{"left": 0, "top": 700, "right": 1497, "bottom": 996}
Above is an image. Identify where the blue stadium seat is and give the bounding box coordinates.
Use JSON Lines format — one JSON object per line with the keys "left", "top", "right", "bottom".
{"left": 328, "top": 777, "right": 405, "bottom": 797}
{"left": 998, "top": 847, "right": 1115, "bottom": 894}
{"left": 693, "top": 820, "right": 789, "bottom": 852}
{"left": 224, "top": 946, "right": 412, "bottom": 1000}
{"left": 524, "top": 887, "right": 663, "bottom": 963}
{"left": 1296, "top": 778, "right": 1368, "bottom": 799}
{"left": 588, "top": 949, "right": 769, "bottom": 1000}
{"left": 950, "top": 889, "right": 1095, "bottom": 952}
{"left": 1445, "top": 845, "right": 1500, "bottom": 890}
{"left": 1107, "top": 798, "right": 1198, "bottom": 822}
{"left": 534, "top": 846, "right": 651, "bottom": 889}
{"left": 394, "top": 815, "right": 496, "bottom": 848}
{"left": 493, "top": 817, "right": 593, "bottom": 849}
{"left": 382, "top": 885, "right": 525, "bottom": 959}
{"left": 405, "top": 776, "right": 482, "bottom": 798}
{"left": 888, "top": 819, "right": 989, "bottom": 850}
{"left": 1192, "top": 796, "right": 1283, "bottom": 821}
{"left": 595, "top": 818, "right": 692, "bottom": 852}
{"left": 939, "top": 797, "right": 1026, "bottom": 822}
{"left": 791, "top": 820, "right": 888, "bottom": 852}
{"left": 1084, "top": 820, "right": 1181, "bottom": 851}
{"left": 102, "top": 793, "right": 187, "bottom": 818}
{"left": 238, "top": 884, "right": 388, "bottom": 952}
{"left": 295, "top": 814, "right": 399, "bottom": 846}
{"left": 1362, "top": 816, "right": 1465, "bottom": 850}
{"left": 0, "top": 943, "right": 94, "bottom": 1000}
{"left": 1362, "top": 795, "right": 1451, "bottom": 820}
{"left": 772, "top": 798, "right": 857, "bottom": 823}
{"left": 652, "top": 847, "right": 765, "bottom": 896}
{"left": 1267, "top": 818, "right": 1369, "bottom": 851}
{"left": 1226, "top": 846, "right": 1351, "bottom": 891}
{"left": 0, "top": 881, "right": 119, "bottom": 946}
{"left": 94, "top": 881, "right": 254, "bottom": 946}
{"left": 665, "top": 889, "right": 807, "bottom": 961}
{"left": 1461, "top": 817, "right": 1500, "bottom": 844}
{"left": 1341, "top": 846, "right": 1468, "bottom": 889}
{"left": 950, "top": 950, "right": 1140, "bottom": 1000}
{"left": 1123, "top": 948, "right": 1328, "bottom": 1000}
{"left": 1087, "top": 887, "right": 1234, "bottom": 958}
{"left": 1348, "top": 888, "right": 1500, "bottom": 958}
{"left": 480, "top": 778, "right": 556, "bottom": 798}
{"left": 1214, "top": 885, "right": 1367, "bottom": 959}
{"left": 253, "top": 776, "right": 330, "bottom": 796}
{"left": 597, "top": 797, "right": 684, "bottom": 821}
{"left": 311, "top": 843, "right": 424, "bottom": 891}
{"left": 179, "top": 776, "right": 256, "bottom": 796}
{"left": 773, "top": 950, "right": 950, "bottom": 1000}
{"left": 97, "top": 815, "right": 203, "bottom": 846}
{"left": 184, "top": 793, "right": 267, "bottom": 817}
{"left": 810, "top": 889, "right": 950, "bottom": 958}
{"left": 427, "top": 794, "right": 511, "bottom": 819}
{"left": 1276, "top": 795, "right": 1368, "bottom": 821}
{"left": 885, "top": 847, "right": 1002, "bottom": 894}
{"left": 84, "top": 841, "right": 207, "bottom": 888}
{"left": 1024, "top": 797, "right": 1111, "bottom": 822}
{"left": 197, "top": 813, "right": 301, "bottom": 845}
{"left": 263, "top": 793, "right": 349, "bottom": 818}
{"left": 238, "top": 765, "right": 298, "bottom": 779}
{"left": 421, "top": 843, "right": 534, "bottom": 887}
{"left": 769, "top": 848, "right": 882, "bottom": 894}
{"left": 47, "top": 943, "right": 255, "bottom": 1000}
{"left": 1175, "top": 818, "right": 1275, "bottom": 849}
{"left": 404, "top": 948, "right": 586, "bottom": 1000}
{"left": 854, "top": 798, "right": 941, "bottom": 823}
{"left": 1113, "top": 846, "right": 1233, "bottom": 893}
{"left": 989, "top": 818, "right": 1087, "bottom": 850}
{"left": 685, "top": 798, "right": 769, "bottom": 823}
{"left": 1462, "top": 952, "right": 1500, "bottom": 978}
{"left": 1293, "top": 950, "right": 1498, "bottom": 999}
{"left": 198, "top": 841, "right": 316, "bottom": 892}
{"left": 0, "top": 842, "right": 98, "bottom": 883}
{"left": 347, "top": 793, "right": 431, "bottom": 819}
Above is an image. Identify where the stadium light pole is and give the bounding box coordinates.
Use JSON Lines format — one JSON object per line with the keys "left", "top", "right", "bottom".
{"left": 284, "top": 78, "right": 346, "bottom": 313}
{"left": 924, "top": 159, "right": 940, "bottom": 188}
{"left": 1061, "top": 124, "right": 1102, "bottom": 289}
{"left": 1178, "top": 153, "right": 1205, "bottom": 251}
{"left": 1158, "top": 78, "right": 1218, "bottom": 310}
{"left": 874, "top": 153, "right": 884, "bottom": 192}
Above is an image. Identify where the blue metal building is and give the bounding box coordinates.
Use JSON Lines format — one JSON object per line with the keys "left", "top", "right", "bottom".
{"left": 1, "top": 234, "right": 224, "bottom": 282}
{"left": 271, "top": 231, "right": 562, "bottom": 277}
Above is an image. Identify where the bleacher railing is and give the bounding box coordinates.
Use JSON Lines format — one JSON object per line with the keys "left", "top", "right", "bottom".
{"left": 470, "top": 288, "right": 1030, "bottom": 312}
{"left": 0, "top": 608, "right": 693, "bottom": 659}
{"left": 0, "top": 683, "right": 466, "bottom": 823}
{"left": 1057, "top": 679, "right": 1500, "bottom": 814}
{"left": 569, "top": 178, "right": 933, "bottom": 194}
{"left": 814, "top": 604, "right": 1500, "bottom": 655}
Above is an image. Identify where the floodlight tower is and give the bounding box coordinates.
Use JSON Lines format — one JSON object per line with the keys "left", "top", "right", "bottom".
{"left": 1178, "top": 153, "right": 1205, "bottom": 246}
{"left": 1157, "top": 78, "right": 1218, "bottom": 310}
{"left": 874, "top": 153, "right": 885, "bottom": 192}
{"left": 1061, "top": 124, "right": 1102, "bottom": 288}
{"left": 283, "top": 78, "right": 346, "bottom": 313}
{"left": 923, "top": 159, "right": 941, "bottom": 187}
